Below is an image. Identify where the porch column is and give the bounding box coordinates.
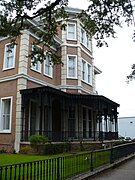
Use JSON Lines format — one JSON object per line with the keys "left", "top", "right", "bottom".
{"left": 99, "top": 114, "right": 103, "bottom": 141}
{"left": 39, "top": 93, "right": 43, "bottom": 135}
{"left": 93, "top": 111, "right": 96, "bottom": 140}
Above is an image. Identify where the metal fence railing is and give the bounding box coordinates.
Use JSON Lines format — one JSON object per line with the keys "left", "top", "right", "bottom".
{"left": 0, "top": 142, "right": 135, "bottom": 180}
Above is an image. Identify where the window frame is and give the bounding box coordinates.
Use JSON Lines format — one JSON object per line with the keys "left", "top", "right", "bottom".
{"left": 87, "top": 63, "right": 92, "bottom": 84}
{"left": 80, "top": 27, "right": 92, "bottom": 51}
{"left": 0, "top": 96, "right": 12, "bottom": 133}
{"left": 3, "top": 43, "right": 16, "bottom": 70}
{"left": 81, "top": 59, "right": 92, "bottom": 85}
{"left": 31, "top": 45, "right": 42, "bottom": 73}
{"left": 67, "top": 55, "right": 77, "bottom": 79}
{"left": 44, "top": 52, "right": 53, "bottom": 78}
{"left": 67, "top": 23, "right": 76, "bottom": 40}
{"left": 82, "top": 59, "right": 86, "bottom": 81}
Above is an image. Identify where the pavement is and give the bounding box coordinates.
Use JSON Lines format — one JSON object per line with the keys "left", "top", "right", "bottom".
{"left": 71, "top": 154, "right": 135, "bottom": 180}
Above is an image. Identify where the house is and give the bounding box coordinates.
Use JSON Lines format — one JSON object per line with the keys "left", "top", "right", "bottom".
{"left": 0, "top": 7, "right": 119, "bottom": 152}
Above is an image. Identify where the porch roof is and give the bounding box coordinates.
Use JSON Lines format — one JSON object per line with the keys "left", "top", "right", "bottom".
{"left": 20, "top": 86, "right": 120, "bottom": 109}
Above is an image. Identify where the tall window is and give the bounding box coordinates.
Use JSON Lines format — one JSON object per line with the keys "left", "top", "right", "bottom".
{"left": 80, "top": 28, "right": 92, "bottom": 51}
{"left": 81, "top": 59, "right": 92, "bottom": 85}
{"left": 3, "top": 43, "right": 16, "bottom": 70}
{"left": 0, "top": 97, "right": 12, "bottom": 132}
{"left": 81, "top": 29, "right": 85, "bottom": 44}
{"left": 44, "top": 53, "right": 53, "bottom": 77}
{"left": 88, "top": 64, "right": 92, "bottom": 84}
{"left": 67, "top": 23, "right": 76, "bottom": 40}
{"left": 82, "top": 60, "right": 86, "bottom": 81}
{"left": 67, "top": 55, "right": 77, "bottom": 78}
{"left": 31, "top": 45, "right": 42, "bottom": 72}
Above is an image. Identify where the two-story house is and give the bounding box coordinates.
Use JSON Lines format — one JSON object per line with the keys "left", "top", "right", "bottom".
{"left": 0, "top": 7, "right": 119, "bottom": 152}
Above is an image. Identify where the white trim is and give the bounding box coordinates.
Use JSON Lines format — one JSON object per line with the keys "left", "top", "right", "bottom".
{"left": 44, "top": 52, "right": 53, "bottom": 78}
{"left": 0, "top": 96, "right": 12, "bottom": 133}
{"left": 31, "top": 45, "right": 42, "bottom": 73}
{"left": 67, "top": 54, "right": 77, "bottom": 79}
{"left": 67, "top": 22, "right": 77, "bottom": 41}
{"left": 0, "top": 37, "right": 9, "bottom": 42}
{"left": 81, "top": 58, "right": 93, "bottom": 86}
{"left": 80, "top": 27, "right": 92, "bottom": 52}
{"left": 58, "top": 85, "right": 95, "bottom": 94}
{"left": 61, "top": 43, "right": 93, "bottom": 59}
{"left": 3, "top": 43, "right": 16, "bottom": 70}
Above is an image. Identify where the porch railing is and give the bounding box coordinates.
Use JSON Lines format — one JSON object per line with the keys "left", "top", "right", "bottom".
{"left": 21, "top": 130, "right": 118, "bottom": 142}
{"left": 0, "top": 142, "right": 135, "bottom": 180}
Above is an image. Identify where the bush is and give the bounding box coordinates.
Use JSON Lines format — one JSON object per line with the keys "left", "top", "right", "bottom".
{"left": 29, "top": 134, "right": 48, "bottom": 153}
{"left": 20, "top": 146, "right": 32, "bottom": 154}
{"left": 45, "top": 142, "right": 71, "bottom": 155}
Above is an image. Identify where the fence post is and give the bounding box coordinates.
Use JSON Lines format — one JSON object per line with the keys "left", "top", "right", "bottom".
{"left": 57, "top": 157, "right": 60, "bottom": 180}
{"left": 0, "top": 167, "right": 2, "bottom": 180}
{"left": 90, "top": 151, "right": 93, "bottom": 171}
{"left": 110, "top": 146, "right": 114, "bottom": 164}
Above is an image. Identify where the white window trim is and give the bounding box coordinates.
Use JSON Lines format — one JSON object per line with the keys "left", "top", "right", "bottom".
{"left": 0, "top": 96, "right": 12, "bottom": 133}
{"left": 80, "top": 27, "right": 92, "bottom": 51}
{"left": 67, "top": 55, "right": 77, "bottom": 79}
{"left": 67, "top": 22, "right": 77, "bottom": 40}
{"left": 81, "top": 59, "right": 92, "bottom": 85}
{"left": 31, "top": 45, "right": 42, "bottom": 73}
{"left": 3, "top": 43, "right": 16, "bottom": 70}
{"left": 82, "top": 59, "right": 86, "bottom": 81}
{"left": 44, "top": 52, "right": 53, "bottom": 78}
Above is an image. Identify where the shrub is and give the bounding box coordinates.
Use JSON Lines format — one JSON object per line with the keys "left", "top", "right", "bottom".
{"left": 20, "top": 146, "right": 32, "bottom": 154}
{"left": 45, "top": 142, "right": 71, "bottom": 155}
{"left": 29, "top": 134, "right": 48, "bottom": 153}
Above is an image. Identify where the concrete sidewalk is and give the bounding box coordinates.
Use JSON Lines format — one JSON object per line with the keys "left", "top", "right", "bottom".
{"left": 71, "top": 154, "right": 135, "bottom": 180}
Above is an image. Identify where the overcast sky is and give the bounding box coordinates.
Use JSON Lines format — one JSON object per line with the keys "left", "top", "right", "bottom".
{"left": 68, "top": 0, "right": 135, "bottom": 117}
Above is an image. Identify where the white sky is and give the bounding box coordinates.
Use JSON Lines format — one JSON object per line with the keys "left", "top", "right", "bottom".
{"left": 68, "top": 0, "right": 135, "bottom": 117}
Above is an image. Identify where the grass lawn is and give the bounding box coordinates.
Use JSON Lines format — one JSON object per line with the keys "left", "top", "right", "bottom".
{"left": 0, "top": 151, "right": 87, "bottom": 166}
{"left": 0, "top": 153, "right": 62, "bottom": 166}
{"left": 0, "top": 150, "right": 110, "bottom": 179}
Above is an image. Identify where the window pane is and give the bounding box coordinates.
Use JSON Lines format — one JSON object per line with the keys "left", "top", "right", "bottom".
{"left": 88, "top": 64, "right": 91, "bottom": 83}
{"left": 82, "top": 60, "right": 86, "bottom": 81}
{"left": 4, "top": 44, "right": 15, "bottom": 69}
{"left": 31, "top": 46, "right": 41, "bottom": 72}
{"left": 68, "top": 24, "right": 75, "bottom": 39}
{"left": 2, "top": 99, "right": 11, "bottom": 130}
{"left": 68, "top": 56, "right": 76, "bottom": 78}
{"left": 45, "top": 54, "right": 53, "bottom": 77}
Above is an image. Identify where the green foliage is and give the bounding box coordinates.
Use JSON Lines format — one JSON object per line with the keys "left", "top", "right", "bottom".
{"left": 20, "top": 146, "right": 33, "bottom": 154}
{"left": 29, "top": 134, "right": 48, "bottom": 153}
{"left": 0, "top": 148, "right": 7, "bottom": 154}
{"left": 0, "top": 0, "right": 134, "bottom": 62}
{"left": 45, "top": 142, "right": 71, "bottom": 155}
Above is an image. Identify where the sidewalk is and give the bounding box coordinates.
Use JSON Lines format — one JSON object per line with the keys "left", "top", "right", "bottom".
{"left": 71, "top": 154, "right": 135, "bottom": 180}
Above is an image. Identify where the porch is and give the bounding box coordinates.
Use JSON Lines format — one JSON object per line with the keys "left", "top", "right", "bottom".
{"left": 20, "top": 86, "right": 119, "bottom": 142}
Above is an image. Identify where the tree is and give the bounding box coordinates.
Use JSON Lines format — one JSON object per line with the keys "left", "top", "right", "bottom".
{"left": 0, "top": 0, "right": 134, "bottom": 64}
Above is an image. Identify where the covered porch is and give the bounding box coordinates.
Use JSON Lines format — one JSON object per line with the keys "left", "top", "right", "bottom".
{"left": 20, "top": 86, "right": 119, "bottom": 142}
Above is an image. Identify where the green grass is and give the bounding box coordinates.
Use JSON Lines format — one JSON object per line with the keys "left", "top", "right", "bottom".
{"left": 0, "top": 154, "right": 61, "bottom": 166}
{"left": 0, "top": 150, "right": 111, "bottom": 179}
